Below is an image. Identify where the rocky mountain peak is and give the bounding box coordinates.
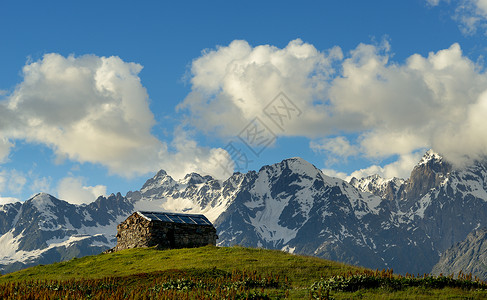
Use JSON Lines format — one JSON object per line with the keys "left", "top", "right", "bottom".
{"left": 154, "top": 169, "right": 168, "bottom": 177}
{"left": 30, "top": 192, "right": 51, "bottom": 200}
{"left": 419, "top": 149, "right": 443, "bottom": 166}
{"left": 350, "top": 175, "right": 404, "bottom": 201}
{"left": 349, "top": 150, "right": 453, "bottom": 206}
{"left": 179, "top": 172, "right": 206, "bottom": 185}
{"left": 27, "top": 193, "right": 57, "bottom": 210}
{"left": 274, "top": 157, "right": 321, "bottom": 178}
{"left": 140, "top": 169, "right": 176, "bottom": 194}
{"left": 400, "top": 150, "right": 452, "bottom": 201}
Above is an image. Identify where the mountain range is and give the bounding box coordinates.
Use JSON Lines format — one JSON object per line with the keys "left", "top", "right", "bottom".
{"left": 1, "top": 150, "right": 487, "bottom": 278}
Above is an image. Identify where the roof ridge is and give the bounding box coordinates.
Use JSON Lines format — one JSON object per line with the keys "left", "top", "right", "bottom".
{"left": 136, "top": 211, "right": 212, "bottom": 226}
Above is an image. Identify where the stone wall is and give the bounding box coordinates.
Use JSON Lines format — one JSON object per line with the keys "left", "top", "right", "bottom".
{"left": 111, "top": 212, "right": 218, "bottom": 252}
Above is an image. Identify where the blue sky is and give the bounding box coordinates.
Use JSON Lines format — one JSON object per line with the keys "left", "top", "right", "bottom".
{"left": 1, "top": 0, "right": 487, "bottom": 204}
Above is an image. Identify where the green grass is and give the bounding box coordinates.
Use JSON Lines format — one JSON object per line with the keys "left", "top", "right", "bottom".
{"left": 0, "top": 245, "right": 361, "bottom": 286}
{"left": 0, "top": 246, "right": 486, "bottom": 299}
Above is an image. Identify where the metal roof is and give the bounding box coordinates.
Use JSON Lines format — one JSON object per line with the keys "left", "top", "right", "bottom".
{"left": 137, "top": 211, "right": 212, "bottom": 226}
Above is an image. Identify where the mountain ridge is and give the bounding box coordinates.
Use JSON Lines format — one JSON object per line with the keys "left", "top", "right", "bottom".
{"left": 1, "top": 151, "right": 487, "bottom": 278}
{"left": 431, "top": 227, "right": 487, "bottom": 279}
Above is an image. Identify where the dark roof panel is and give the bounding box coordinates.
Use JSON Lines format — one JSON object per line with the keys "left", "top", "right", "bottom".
{"left": 137, "top": 211, "right": 212, "bottom": 225}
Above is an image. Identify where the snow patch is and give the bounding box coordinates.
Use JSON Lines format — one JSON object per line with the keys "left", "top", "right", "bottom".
{"left": 281, "top": 245, "right": 296, "bottom": 254}
{"left": 419, "top": 149, "right": 442, "bottom": 166}
{"left": 0, "top": 230, "right": 22, "bottom": 263}
{"left": 414, "top": 194, "right": 432, "bottom": 218}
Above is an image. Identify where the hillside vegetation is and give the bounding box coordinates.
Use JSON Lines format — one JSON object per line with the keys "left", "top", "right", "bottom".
{"left": 1, "top": 246, "right": 487, "bottom": 299}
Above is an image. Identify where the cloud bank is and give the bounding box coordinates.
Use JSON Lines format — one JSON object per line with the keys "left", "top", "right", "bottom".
{"left": 4, "top": 37, "right": 487, "bottom": 201}
{"left": 181, "top": 39, "right": 487, "bottom": 178}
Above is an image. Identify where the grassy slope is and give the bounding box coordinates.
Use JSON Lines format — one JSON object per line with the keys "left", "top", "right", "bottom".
{"left": 0, "top": 246, "right": 361, "bottom": 287}
{"left": 1, "top": 246, "right": 487, "bottom": 299}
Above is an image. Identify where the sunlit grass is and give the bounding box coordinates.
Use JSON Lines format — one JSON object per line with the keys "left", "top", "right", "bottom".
{"left": 1, "top": 246, "right": 486, "bottom": 299}
{"left": 0, "top": 245, "right": 362, "bottom": 286}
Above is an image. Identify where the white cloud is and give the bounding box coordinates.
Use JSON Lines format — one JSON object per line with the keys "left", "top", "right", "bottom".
{"left": 478, "top": 0, "right": 487, "bottom": 14}
{"left": 0, "top": 170, "right": 5, "bottom": 192}
{"left": 178, "top": 39, "right": 343, "bottom": 137}
{"left": 321, "top": 152, "right": 423, "bottom": 182}
{"left": 0, "top": 53, "right": 232, "bottom": 187}
{"left": 454, "top": 1, "right": 487, "bottom": 35}
{"left": 310, "top": 136, "right": 359, "bottom": 165}
{"left": 2, "top": 53, "right": 163, "bottom": 177}
{"left": 347, "top": 152, "right": 424, "bottom": 181}
{"left": 0, "top": 197, "right": 19, "bottom": 205}
{"left": 0, "top": 138, "right": 13, "bottom": 163}
{"left": 157, "top": 127, "right": 235, "bottom": 180}
{"left": 7, "top": 170, "right": 26, "bottom": 195}
{"left": 4, "top": 39, "right": 487, "bottom": 198}
{"left": 310, "top": 136, "right": 359, "bottom": 157}
{"left": 57, "top": 177, "right": 107, "bottom": 205}
{"left": 329, "top": 43, "right": 487, "bottom": 166}
{"left": 321, "top": 168, "right": 348, "bottom": 180}
{"left": 429, "top": 0, "right": 487, "bottom": 34}
{"left": 182, "top": 40, "right": 487, "bottom": 171}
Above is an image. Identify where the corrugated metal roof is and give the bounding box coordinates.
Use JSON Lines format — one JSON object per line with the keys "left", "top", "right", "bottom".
{"left": 137, "top": 211, "right": 212, "bottom": 226}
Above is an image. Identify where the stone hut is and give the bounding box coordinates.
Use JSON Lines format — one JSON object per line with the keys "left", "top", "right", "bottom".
{"left": 110, "top": 211, "right": 218, "bottom": 252}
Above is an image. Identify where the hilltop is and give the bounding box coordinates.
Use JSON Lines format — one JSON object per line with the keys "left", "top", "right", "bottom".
{"left": 1, "top": 246, "right": 487, "bottom": 299}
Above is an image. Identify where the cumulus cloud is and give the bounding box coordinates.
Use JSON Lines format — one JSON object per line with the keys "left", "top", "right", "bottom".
{"left": 3, "top": 53, "right": 164, "bottom": 176}
{"left": 329, "top": 42, "right": 487, "bottom": 166}
{"left": 0, "top": 53, "right": 232, "bottom": 185}
{"left": 159, "top": 127, "right": 236, "bottom": 179}
{"left": 57, "top": 177, "right": 107, "bottom": 205}
{"left": 182, "top": 39, "right": 487, "bottom": 173}
{"left": 178, "top": 39, "right": 343, "bottom": 137}
{"left": 4, "top": 39, "right": 487, "bottom": 193}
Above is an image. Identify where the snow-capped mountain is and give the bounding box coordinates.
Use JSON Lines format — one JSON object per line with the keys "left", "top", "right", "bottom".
{"left": 350, "top": 175, "right": 404, "bottom": 201}
{"left": 2, "top": 151, "right": 487, "bottom": 277}
{"left": 0, "top": 169, "right": 244, "bottom": 273}
{"left": 213, "top": 158, "right": 384, "bottom": 264}
{"left": 0, "top": 192, "right": 132, "bottom": 273}
{"left": 349, "top": 150, "right": 487, "bottom": 274}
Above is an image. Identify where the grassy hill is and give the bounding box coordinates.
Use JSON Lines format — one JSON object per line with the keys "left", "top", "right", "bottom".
{"left": 1, "top": 246, "right": 487, "bottom": 299}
